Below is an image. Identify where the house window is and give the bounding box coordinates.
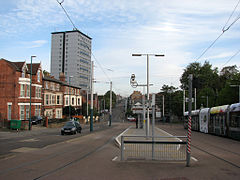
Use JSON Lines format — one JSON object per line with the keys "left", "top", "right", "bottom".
{"left": 26, "top": 85, "right": 30, "bottom": 97}
{"left": 35, "top": 87, "right": 41, "bottom": 98}
{"left": 78, "top": 98, "right": 80, "bottom": 105}
{"left": 49, "top": 94, "right": 52, "bottom": 105}
{"left": 45, "top": 82, "right": 49, "bottom": 89}
{"left": 65, "top": 96, "right": 69, "bottom": 106}
{"left": 57, "top": 95, "right": 61, "bottom": 105}
{"left": 35, "top": 105, "right": 41, "bottom": 116}
{"left": 37, "top": 70, "right": 40, "bottom": 82}
{"left": 20, "top": 105, "right": 25, "bottom": 120}
{"left": 52, "top": 95, "right": 56, "bottom": 105}
{"left": 8, "top": 104, "right": 12, "bottom": 120}
{"left": 56, "top": 109, "right": 62, "bottom": 118}
{"left": 22, "top": 69, "right": 25, "bottom": 78}
{"left": 20, "top": 84, "right": 25, "bottom": 97}
{"left": 72, "top": 97, "right": 74, "bottom": 105}
{"left": 26, "top": 105, "right": 30, "bottom": 119}
{"left": 46, "top": 94, "right": 49, "bottom": 105}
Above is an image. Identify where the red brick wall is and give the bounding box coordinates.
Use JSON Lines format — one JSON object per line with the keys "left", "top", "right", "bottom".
{"left": 0, "top": 60, "right": 19, "bottom": 120}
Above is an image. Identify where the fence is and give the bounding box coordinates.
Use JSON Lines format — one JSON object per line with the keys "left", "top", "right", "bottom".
{"left": 121, "top": 135, "right": 187, "bottom": 163}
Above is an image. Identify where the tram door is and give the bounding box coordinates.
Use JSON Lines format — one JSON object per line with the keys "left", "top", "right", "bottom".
{"left": 220, "top": 115, "right": 226, "bottom": 136}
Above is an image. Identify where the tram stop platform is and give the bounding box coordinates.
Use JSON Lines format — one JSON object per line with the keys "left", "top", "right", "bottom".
{"left": 115, "top": 126, "right": 177, "bottom": 147}
{"left": 115, "top": 126, "right": 187, "bottom": 162}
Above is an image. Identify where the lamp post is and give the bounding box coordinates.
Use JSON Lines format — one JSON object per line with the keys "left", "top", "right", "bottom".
{"left": 86, "top": 86, "right": 89, "bottom": 123}
{"left": 109, "top": 81, "right": 112, "bottom": 126}
{"left": 69, "top": 76, "right": 73, "bottom": 120}
{"left": 29, "top": 55, "right": 36, "bottom": 131}
{"left": 90, "top": 61, "right": 94, "bottom": 132}
{"left": 230, "top": 85, "right": 240, "bottom": 103}
{"left": 132, "top": 53, "right": 164, "bottom": 136}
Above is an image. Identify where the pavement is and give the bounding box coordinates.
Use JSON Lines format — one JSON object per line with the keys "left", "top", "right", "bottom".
{"left": 0, "top": 120, "right": 108, "bottom": 140}
{"left": 114, "top": 125, "right": 186, "bottom": 161}
{"left": 115, "top": 125, "right": 183, "bottom": 147}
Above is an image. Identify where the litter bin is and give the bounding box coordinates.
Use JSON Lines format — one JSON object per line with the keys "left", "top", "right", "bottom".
{"left": 10, "top": 120, "right": 21, "bottom": 130}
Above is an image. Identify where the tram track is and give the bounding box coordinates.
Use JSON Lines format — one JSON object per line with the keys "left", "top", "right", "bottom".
{"left": 33, "top": 136, "right": 115, "bottom": 180}
{"left": 192, "top": 144, "right": 240, "bottom": 169}
{"left": 0, "top": 125, "right": 122, "bottom": 178}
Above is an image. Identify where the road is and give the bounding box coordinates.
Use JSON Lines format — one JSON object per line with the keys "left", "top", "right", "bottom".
{"left": 0, "top": 102, "right": 240, "bottom": 180}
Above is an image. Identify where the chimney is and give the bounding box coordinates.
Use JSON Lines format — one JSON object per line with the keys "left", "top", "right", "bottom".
{"left": 59, "top": 72, "right": 65, "bottom": 82}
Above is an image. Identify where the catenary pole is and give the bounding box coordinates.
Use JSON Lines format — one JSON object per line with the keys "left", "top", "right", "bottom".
{"left": 109, "top": 81, "right": 112, "bottom": 126}
{"left": 90, "top": 61, "right": 94, "bottom": 132}
{"left": 29, "top": 55, "right": 36, "bottom": 130}
{"left": 186, "top": 74, "right": 193, "bottom": 167}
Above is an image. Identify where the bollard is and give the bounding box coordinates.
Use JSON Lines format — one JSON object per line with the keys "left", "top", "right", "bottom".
{"left": 45, "top": 117, "right": 48, "bottom": 128}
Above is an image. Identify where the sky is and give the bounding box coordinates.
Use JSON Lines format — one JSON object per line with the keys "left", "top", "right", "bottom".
{"left": 0, "top": 0, "right": 240, "bottom": 97}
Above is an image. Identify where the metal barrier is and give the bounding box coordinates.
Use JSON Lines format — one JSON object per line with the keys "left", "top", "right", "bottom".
{"left": 121, "top": 135, "right": 187, "bottom": 163}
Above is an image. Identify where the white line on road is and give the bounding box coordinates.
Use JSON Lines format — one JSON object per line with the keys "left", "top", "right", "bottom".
{"left": 112, "top": 156, "right": 118, "bottom": 161}
{"left": 191, "top": 157, "right": 198, "bottom": 162}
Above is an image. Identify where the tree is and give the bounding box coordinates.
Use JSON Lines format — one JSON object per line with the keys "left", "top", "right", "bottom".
{"left": 180, "top": 61, "right": 220, "bottom": 108}
{"left": 63, "top": 106, "right": 76, "bottom": 117}
{"left": 104, "top": 90, "right": 117, "bottom": 110}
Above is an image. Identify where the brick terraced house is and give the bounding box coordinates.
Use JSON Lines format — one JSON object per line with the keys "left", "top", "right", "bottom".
{"left": 0, "top": 58, "right": 42, "bottom": 121}
{"left": 0, "top": 59, "right": 84, "bottom": 126}
{"left": 42, "top": 73, "right": 82, "bottom": 119}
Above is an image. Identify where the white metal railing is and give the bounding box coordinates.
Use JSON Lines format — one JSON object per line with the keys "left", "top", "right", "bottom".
{"left": 121, "top": 136, "right": 187, "bottom": 163}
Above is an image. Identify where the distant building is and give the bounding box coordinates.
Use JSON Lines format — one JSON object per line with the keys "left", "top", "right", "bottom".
{"left": 50, "top": 29, "right": 92, "bottom": 90}
{"left": 130, "top": 91, "right": 142, "bottom": 105}
{"left": 0, "top": 58, "right": 42, "bottom": 121}
{"left": 42, "top": 73, "right": 82, "bottom": 119}
{"left": 0, "top": 58, "right": 83, "bottom": 123}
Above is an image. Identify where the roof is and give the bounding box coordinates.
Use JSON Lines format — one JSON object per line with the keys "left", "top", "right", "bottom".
{"left": 12, "top": 62, "right": 25, "bottom": 71}
{"left": 43, "top": 75, "right": 81, "bottom": 90}
{"left": 0, "top": 58, "right": 25, "bottom": 72}
{"left": 43, "top": 76, "right": 62, "bottom": 84}
{"left": 27, "top": 63, "right": 41, "bottom": 74}
{"left": 51, "top": 29, "right": 92, "bottom": 40}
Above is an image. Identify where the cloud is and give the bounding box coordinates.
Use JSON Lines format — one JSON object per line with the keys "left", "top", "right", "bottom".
{"left": 20, "top": 40, "right": 48, "bottom": 48}
{"left": 1, "top": 0, "right": 240, "bottom": 96}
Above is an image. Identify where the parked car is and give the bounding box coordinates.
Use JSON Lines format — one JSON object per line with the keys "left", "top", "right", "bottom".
{"left": 61, "top": 121, "right": 82, "bottom": 135}
{"left": 29, "top": 116, "right": 42, "bottom": 125}
{"left": 127, "top": 116, "right": 136, "bottom": 122}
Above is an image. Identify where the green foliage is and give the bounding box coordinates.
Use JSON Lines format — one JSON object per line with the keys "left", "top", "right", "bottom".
{"left": 63, "top": 106, "right": 77, "bottom": 116}
{"left": 82, "top": 103, "right": 98, "bottom": 116}
{"left": 180, "top": 61, "right": 239, "bottom": 109}
{"left": 103, "top": 90, "right": 117, "bottom": 110}
{"left": 156, "top": 62, "right": 240, "bottom": 118}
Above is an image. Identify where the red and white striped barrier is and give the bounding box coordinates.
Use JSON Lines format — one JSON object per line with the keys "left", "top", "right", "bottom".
{"left": 187, "top": 116, "right": 192, "bottom": 153}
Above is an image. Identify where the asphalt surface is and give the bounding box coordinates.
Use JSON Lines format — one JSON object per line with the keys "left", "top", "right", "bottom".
{"left": 0, "top": 121, "right": 109, "bottom": 158}
{"left": 0, "top": 102, "right": 240, "bottom": 180}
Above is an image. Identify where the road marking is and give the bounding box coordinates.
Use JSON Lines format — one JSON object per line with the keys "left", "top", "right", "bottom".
{"left": 112, "top": 156, "right": 118, "bottom": 161}
{"left": 191, "top": 157, "right": 198, "bottom": 162}
{"left": 19, "top": 138, "right": 39, "bottom": 142}
{"left": 0, "top": 154, "right": 16, "bottom": 160}
{"left": 11, "top": 147, "right": 40, "bottom": 153}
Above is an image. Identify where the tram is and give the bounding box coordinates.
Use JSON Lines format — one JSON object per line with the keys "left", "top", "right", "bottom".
{"left": 184, "top": 103, "right": 240, "bottom": 140}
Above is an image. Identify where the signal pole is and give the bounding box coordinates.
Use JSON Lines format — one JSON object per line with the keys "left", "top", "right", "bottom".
{"left": 186, "top": 74, "right": 193, "bottom": 167}
{"left": 109, "top": 81, "right": 112, "bottom": 126}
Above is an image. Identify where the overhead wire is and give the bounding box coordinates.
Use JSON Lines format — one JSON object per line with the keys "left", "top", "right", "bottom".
{"left": 56, "top": 0, "right": 112, "bottom": 84}
{"left": 221, "top": 48, "right": 240, "bottom": 68}
{"left": 56, "top": 0, "right": 78, "bottom": 30}
{"left": 222, "top": 0, "right": 240, "bottom": 32}
{"left": 196, "top": 0, "right": 240, "bottom": 61}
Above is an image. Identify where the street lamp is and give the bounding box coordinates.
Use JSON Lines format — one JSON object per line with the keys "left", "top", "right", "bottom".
{"left": 132, "top": 53, "right": 164, "bottom": 136}
{"left": 29, "top": 55, "right": 36, "bottom": 131}
{"left": 90, "top": 61, "right": 94, "bottom": 132}
{"left": 230, "top": 85, "right": 240, "bottom": 103}
{"left": 69, "top": 76, "right": 73, "bottom": 120}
